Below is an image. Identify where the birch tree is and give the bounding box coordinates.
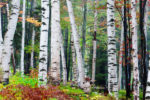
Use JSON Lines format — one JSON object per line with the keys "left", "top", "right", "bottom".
{"left": 146, "top": 59, "right": 150, "bottom": 99}
{"left": 146, "top": 58, "right": 150, "bottom": 100}
{"left": 92, "top": 0, "right": 98, "bottom": 83}
{"left": 50, "top": 0, "right": 61, "bottom": 84}
{"left": 1, "top": 0, "right": 20, "bottom": 84}
{"left": 107, "top": 0, "right": 118, "bottom": 94}
{"left": 38, "top": 0, "right": 49, "bottom": 85}
{"left": 30, "top": 0, "right": 36, "bottom": 68}
{"left": 66, "top": 0, "right": 85, "bottom": 88}
{"left": 71, "top": 34, "right": 78, "bottom": 83}
{"left": 60, "top": 31, "right": 67, "bottom": 85}
{"left": 145, "top": 1, "right": 150, "bottom": 100}
{"left": 118, "top": 7, "right": 124, "bottom": 90}
{"left": 21, "top": 0, "right": 26, "bottom": 75}
{"left": 131, "top": 0, "right": 139, "bottom": 99}
{"left": 0, "top": 8, "right": 3, "bottom": 66}
{"left": 30, "top": 28, "right": 35, "bottom": 68}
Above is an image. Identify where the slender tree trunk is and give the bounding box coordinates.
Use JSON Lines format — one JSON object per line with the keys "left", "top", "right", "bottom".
{"left": 1, "top": 0, "right": 20, "bottom": 85}
{"left": 66, "top": 0, "right": 85, "bottom": 88}
{"left": 30, "top": 0, "right": 36, "bottom": 69}
{"left": 60, "top": 31, "right": 67, "bottom": 85}
{"left": 145, "top": 1, "right": 150, "bottom": 100}
{"left": 82, "top": 0, "right": 87, "bottom": 68}
{"left": 131, "top": 0, "right": 139, "bottom": 99}
{"left": 71, "top": 34, "right": 78, "bottom": 83}
{"left": 0, "top": 8, "right": 3, "bottom": 66}
{"left": 67, "top": 34, "right": 71, "bottom": 81}
{"left": 50, "top": 0, "right": 61, "bottom": 84}
{"left": 92, "top": 0, "right": 98, "bottom": 83}
{"left": 30, "top": 28, "right": 35, "bottom": 68}
{"left": 118, "top": 7, "right": 124, "bottom": 90}
{"left": 146, "top": 57, "right": 150, "bottom": 99}
{"left": 21, "top": 0, "right": 26, "bottom": 75}
{"left": 11, "top": 49, "right": 16, "bottom": 75}
{"left": 38, "top": 0, "right": 49, "bottom": 86}
{"left": 107, "top": 0, "right": 118, "bottom": 95}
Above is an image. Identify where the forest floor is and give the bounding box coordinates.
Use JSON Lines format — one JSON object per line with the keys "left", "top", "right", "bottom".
{"left": 0, "top": 70, "right": 116, "bottom": 100}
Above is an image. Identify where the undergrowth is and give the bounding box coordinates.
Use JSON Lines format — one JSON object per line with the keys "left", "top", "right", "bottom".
{"left": 0, "top": 71, "right": 116, "bottom": 100}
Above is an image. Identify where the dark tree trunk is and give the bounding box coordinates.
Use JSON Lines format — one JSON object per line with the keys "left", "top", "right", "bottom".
{"left": 139, "top": 0, "right": 147, "bottom": 99}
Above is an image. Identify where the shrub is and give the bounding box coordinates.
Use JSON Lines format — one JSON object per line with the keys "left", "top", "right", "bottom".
{"left": 0, "top": 85, "right": 71, "bottom": 100}
{"left": 59, "top": 84, "right": 88, "bottom": 100}
{"left": 9, "top": 72, "right": 38, "bottom": 88}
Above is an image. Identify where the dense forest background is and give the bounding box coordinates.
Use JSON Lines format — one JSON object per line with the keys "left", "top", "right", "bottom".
{"left": 0, "top": 0, "right": 150, "bottom": 100}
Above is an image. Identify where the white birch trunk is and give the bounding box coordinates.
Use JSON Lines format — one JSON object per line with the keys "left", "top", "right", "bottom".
{"left": 107, "top": 0, "right": 118, "bottom": 95}
{"left": 38, "top": 0, "right": 49, "bottom": 86}
{"left": 60, "top": 32, "right": 67, "bottom": 85}
{"left": 66, "top": 0, "right": 85, "bottom": 88}
{"left": 30, "top": 28, "right": 35, "bottom": 68}
{"left": 30, "top": 0, "right": 36, "bottom": 69}
{"left": 21, "top": 0, "right": 26, "bottom": 75}
{"left": 0, "top": 8, "right": 3, "bottom": 66}
{"left": 118, "top": 7, "right": 124, "bottom": 90}
{"left": 71, "top": 34, "right": 78, "bottom": 83}
{"left": 92, "top": 40, "right": 96, "bottom": 82}
{"left": 145, "top": 1, "right": 150, "bottom": 100}
{"left": 50, "top": 0, "right": 61, "bottom": 84}
{"left": 1, "top": 0, "right": 20, "bottom": 84}
{"left": 146, "top": 58, "right": 150, "bottom": 99}
{"left": 92, "top": 0, "right": 98, "bottom": 83}
{"left": 131, "top": 0, "right": 139, "bottom": 99}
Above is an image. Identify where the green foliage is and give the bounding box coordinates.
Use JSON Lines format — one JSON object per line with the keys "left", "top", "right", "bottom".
{"left": 59, "top": 84, "right": 89, "bottom": 100}
{"left": 90, "top": 92, "right": 116, "bottom": 100}
{"left": 118, "top": 90, "right": 128, "bottom": 100}
{"left": 24, "top": 42, "right": 39, "bottom": 54}
{"left": 9, "top": 72, "right": 38, "bottom": 88}
{"left": 0, "top": 73, "right": 71, "bottom": 100}
{"left": 118, "top": 89, "right": 143, "bottom": 100}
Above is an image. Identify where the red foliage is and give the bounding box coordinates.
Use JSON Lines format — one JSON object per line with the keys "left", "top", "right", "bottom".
{"left": 0, "top": 85, "right": 72, "bottom": 100}
{"left": 30, "top": 69, "right": 38, "bottom": 78}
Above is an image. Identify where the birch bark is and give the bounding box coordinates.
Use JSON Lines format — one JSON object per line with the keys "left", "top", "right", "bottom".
{"left": 1, "top": 0, "right": 20, "bottom": 84}
{"left": 131, "top": 0, "right": 139, "bottom": 99}
{"left": 0, "top": 8, "right": 3, "bottom": 66}
{"left": 71, "top": 34, "right": 78, "bottom": 83}
{"left": 145, "top": 1, "right": 150, "bottom": 100}
{"left": 60, "top": 31, "right": 67, "bottom": 85}
{"left": 50, "top": 0, "right": 61, "bottom": 84}
{"left": 92, "top": 0, "right": 98, "bottom": 83}
{"left": 118, "top": 7, "right": 124, "bottom": 90}
{"left": 66, "top": 0, "right": 85, "bottom": 87}
{"left": 30, "top": 28, "right": 35, "bottom": 68}
{"left": 38, "top": 0, "right": 49, "bottom": 86}
{"left": 107, "top": 0, "right": 118, "bottom": 95}
{"left": 21, "top": 0, "right": 26, "bottom": 75}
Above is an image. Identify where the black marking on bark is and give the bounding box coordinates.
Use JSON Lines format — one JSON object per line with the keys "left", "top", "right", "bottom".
{"left": 40, "top": 69, "right": 46, "bottom": 72}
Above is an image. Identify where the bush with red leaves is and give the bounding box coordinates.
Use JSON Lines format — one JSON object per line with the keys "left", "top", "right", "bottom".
{"left": 0, "top": 85, "right": 72, "bottom": 100}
